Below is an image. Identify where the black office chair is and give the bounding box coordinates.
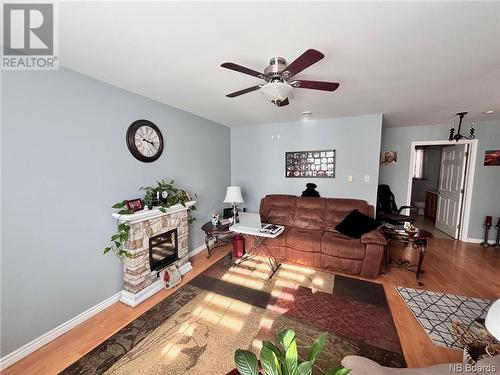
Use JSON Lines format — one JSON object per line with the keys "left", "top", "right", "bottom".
{"left": 376, "top": 184, "right": 415, "bottom": 225}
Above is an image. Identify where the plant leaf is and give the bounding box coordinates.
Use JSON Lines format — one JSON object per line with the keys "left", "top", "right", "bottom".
{"left": 325, "top": 367, "right": 351, "bottom": 375}
{"left": 111, "top": 234, "right": 120, "bottom": 241}
{"left": 284, "top": 339, "right": 298, "bottom": 375}
{"left": 278, "top": 329, "right": 295, "bottom": 351}
{"left": 234, "top": 349, "right": 258, "bottom": 375}
{"left": 159, "top": 207, "right": 166, "bottom": 213}
{"left": 262, "top": 341, "right": 283, "bottom": 364}
{"left": 118, "top": 223, "right": 130, "bottom": 231}
{"left": 307, "top": 332, "right": 329, "bottom": 362}
{"left": 103, "top": 246, "right": 112, "bottom": 254}
{"left": 112, "top": 201, "right": 126, "bottom": 209}
{"left": 260, "top": 345, "right": 280, "bottom": 375}
{"left": 113, "top": 241, "right": 121, "bottom": 248}
{"left": 298, "top": 361, "right": 313, "bottom": 375}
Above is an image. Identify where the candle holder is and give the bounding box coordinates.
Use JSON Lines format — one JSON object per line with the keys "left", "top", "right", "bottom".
{"left": 495, "top": 218, "right": 500, "bottom": 249}
{"left": 480, "top": 216, "right": 492, "bottom": 247}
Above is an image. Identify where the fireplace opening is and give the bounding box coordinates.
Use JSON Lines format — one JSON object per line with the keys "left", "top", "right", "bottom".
{"left": 149, "top": 228, "right": 178, "bottom": 272}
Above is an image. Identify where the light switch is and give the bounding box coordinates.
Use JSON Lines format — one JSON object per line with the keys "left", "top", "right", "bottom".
{"left": 364, "top": 175, "right": 370, "bottom": 182}
{"left": 347, "top": 175, "right": 353, "bottom": 182}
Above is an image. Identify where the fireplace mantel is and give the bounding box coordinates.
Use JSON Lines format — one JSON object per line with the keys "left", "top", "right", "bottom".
{"left": 112, "top": 201, "right": 196, "bottom": 224}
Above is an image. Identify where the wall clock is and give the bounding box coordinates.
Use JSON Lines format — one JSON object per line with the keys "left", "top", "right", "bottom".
{"left": 126, "top": 119, "right": 164, "bottom": 162}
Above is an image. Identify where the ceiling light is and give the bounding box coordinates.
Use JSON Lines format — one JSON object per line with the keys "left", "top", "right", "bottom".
{"left": 485, "top": 110, "right": 495, "bottom": 114}
{"left": 260, "top": 82, "right": 293, "bottom": 103}
{"left": 302, "top": 111, "right": 312, "bottom": 118}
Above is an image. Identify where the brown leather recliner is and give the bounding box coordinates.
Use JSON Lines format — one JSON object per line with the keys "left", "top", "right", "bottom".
{"left": 259, "top": 194, "right": 386, "bottom": 278}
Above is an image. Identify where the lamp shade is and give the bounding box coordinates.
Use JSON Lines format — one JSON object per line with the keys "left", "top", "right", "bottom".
{"left": 260, "top": 82, "right": 293, "bottom": 102}
{"left": 485, "top": 299, "right": 500, "bottom": 340}
{"left": 223, "top": 186, "right": 244, "bottom": 204}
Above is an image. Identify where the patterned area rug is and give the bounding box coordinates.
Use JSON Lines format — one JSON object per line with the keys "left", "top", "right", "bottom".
{"left": 62, "top": 257, "right": 406, "bottom": 374}
{"left": 396, "top": 287, "right": 493, "bottom": 349}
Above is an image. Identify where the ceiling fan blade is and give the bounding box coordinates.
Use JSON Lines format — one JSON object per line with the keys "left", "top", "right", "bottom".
{"left": 221, "top": 62, "right": 265, "bottom": 79}
{"left": 294, "top": 80, "right": 340, "bottom": 92}
{"left": 283, "top": 49, "right": 325, "bottom": 78}
{"left": 225, "top": 85, "right": 261, "bottom": 98}
{"left": 277, "top": 98, "right": 289, "bottom": 107}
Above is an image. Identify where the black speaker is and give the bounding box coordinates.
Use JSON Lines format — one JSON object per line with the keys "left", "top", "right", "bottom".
{"left": 223, "top": 208, "right": 233, "bottom": 219}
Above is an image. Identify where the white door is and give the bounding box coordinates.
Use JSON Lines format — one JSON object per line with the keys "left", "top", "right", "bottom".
{"left": 435, "top": 144, "right": 467, "bottom": 238}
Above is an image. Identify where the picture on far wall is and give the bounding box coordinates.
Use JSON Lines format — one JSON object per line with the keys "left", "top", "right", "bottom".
{"left": 285, "top": 149, "right": 335, "bottom": 178}
{"left": 484, "top": 149, "right": 500, "bottom": 166}
{"left": 380, "top": 150, "right": 398, "bottom": 165}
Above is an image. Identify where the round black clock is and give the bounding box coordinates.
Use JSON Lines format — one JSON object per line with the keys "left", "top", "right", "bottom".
{"left": 126, "top": 120, "right": 164, "bottom": 162}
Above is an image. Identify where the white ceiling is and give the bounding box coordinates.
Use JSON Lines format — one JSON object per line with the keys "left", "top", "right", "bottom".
{"left": 58, "top": 1, "right": 500, "bottom": 127}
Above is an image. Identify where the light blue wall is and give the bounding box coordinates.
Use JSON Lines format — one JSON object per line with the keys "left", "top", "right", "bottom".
{"left": 230, "top": 115, "right": 383, "bottom": 212}
{"left": 0, "top": 68, "right": 230, "bottom": 355}
{"left": 379, "top": 121, "right": 500, "bottom": 239}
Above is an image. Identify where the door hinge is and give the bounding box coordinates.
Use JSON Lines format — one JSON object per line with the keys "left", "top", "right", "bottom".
{"left": 461, "top": 188, "right": 464, "bottom": 194}
{"left": 465, "top": 151, "right": 469, "bottom": 157}
{"left": 457, "top": 224, "right": 461, "bottom": 229}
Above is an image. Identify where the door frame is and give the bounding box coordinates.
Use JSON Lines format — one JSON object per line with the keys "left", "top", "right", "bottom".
{"left": 406, "top": 139, "right": 478, "bottom": 240}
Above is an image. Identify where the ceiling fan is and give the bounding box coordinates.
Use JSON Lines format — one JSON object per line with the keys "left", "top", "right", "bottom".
{"left": 221, "top": 49, "right": 340, "bottom": 107}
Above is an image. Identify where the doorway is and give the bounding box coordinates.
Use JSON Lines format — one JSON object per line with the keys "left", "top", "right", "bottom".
{"left": 406, "top": 140, "right": 478, "bottom": 241}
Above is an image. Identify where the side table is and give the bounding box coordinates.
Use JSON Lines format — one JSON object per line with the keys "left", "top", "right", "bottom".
{"left": 201, "top": 221, "right": 232, "bottom": 258}
{"left": 380, "top": 226, "right": 433, "bottom": 285}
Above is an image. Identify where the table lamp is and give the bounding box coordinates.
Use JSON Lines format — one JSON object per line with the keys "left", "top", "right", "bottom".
{"left": 223, "top": 186, "right": 244, "bottom": 223}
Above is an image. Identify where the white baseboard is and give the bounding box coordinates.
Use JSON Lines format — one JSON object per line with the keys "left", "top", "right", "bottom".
{"left": 119, "top": 279, "right": 165, "bottom": 307}
{"left": 464, "top": 237, "right": 496, "bottom": 244}
{"left": 0, "top": 241, "right": 212, "bottom": 370}
{"left": 0, "top": 291, "right": 122, "bottom": 370}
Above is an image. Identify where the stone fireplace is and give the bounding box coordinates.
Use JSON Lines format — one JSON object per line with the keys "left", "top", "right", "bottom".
{"left": 112, "top": 202, "right": 195, "bottom": 307}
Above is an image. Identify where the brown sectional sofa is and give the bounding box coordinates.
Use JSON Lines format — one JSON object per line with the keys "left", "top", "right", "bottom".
{"left": 259, "top": 194, "right": 386, "bottom": 278}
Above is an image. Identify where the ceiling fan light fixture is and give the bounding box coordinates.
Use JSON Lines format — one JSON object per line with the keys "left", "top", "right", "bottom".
{"left": 260, "top": 82, "right": 293, "bottom": 102}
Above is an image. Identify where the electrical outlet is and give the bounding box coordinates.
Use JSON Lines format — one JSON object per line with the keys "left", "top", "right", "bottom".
{"left": 364, "top": 175, "right": 370, "bottom": 182}
{"left": 347, "top": 175, "right": 353, "bottom": 182}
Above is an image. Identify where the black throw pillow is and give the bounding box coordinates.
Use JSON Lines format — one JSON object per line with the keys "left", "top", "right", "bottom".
{"left": 335, "top": 209, "right": 380, "bottom": 239}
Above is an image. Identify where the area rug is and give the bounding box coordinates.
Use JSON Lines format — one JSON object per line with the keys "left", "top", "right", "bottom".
{"left": 62, "top": 257, "right": 406, "bottom": 374}
{"left": 396, "top": 286, "right": 493, "bottom": 349}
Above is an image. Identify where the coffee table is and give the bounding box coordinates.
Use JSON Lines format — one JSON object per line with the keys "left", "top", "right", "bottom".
{"left": 201, "top": 221, "right": 232, "bottom": 258}
{"left": 380, "top": 226, "right": 433, "bottom": 285}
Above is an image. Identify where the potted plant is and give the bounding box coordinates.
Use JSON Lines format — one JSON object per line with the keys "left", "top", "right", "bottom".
{"left": 102, "top": 179, "right": 196, "bottom": 260}
{"left": 229, "top": 329, "right": 350, "bottom": 375}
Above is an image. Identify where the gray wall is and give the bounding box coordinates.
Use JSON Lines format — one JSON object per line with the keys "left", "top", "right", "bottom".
{"left": 231, "top": 114, "right": 383, "bottom": 212}
{"left": 379, "top": 121, "right": 500, "bottom": 239}
{"left": 0, "top": 68, "right": 230, "bottom": 355}
{"left": 410, "top": 145, "right": 442, "bottom": 203}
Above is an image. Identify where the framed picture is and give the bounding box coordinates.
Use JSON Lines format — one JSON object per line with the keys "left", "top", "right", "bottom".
{"left": 285, "top": 149, "right": 335, "bottom": 178}
{"left": 484, "top": 150, "right": 500, "bottom": 166}
{"left": 126, "top": 198, "right": 144, "bottom": 212}
{"left": 380, "top": 151, "right": 398, "bottom": 165}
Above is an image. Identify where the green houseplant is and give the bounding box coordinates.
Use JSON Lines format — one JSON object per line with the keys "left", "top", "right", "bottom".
{"left": 232, "top": 329, "right": 350, "bottom": 375}
{"left": 102, "top": 179, "right": 196, "bottom": 260}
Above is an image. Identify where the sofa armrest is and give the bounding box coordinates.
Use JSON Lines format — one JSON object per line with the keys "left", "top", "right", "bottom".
{"left": 360, "top": 229, "right": 386, "bottom": 246}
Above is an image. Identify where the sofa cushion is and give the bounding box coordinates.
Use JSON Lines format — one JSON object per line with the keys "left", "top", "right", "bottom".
{"left": 335, "top": 209, "right": 380, "bottom": 239}
{"left": 263, "top": 227, "right": 289, "bottom": 247}
{"left": 321, "top": 231, "right": 366, "bottom": 260}
{"left": 293, "top": 197, "right": 326, "bottom": 230}
{"left": 285, "top": 228, "right": 323, "bottom": 252}
{"left": 260, "top": 195, "right": 297, "bottom": 227}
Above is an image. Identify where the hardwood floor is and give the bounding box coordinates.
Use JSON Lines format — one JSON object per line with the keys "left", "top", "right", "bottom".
{"left": 2, "top": 238, "right": 499, "bottom": 374}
